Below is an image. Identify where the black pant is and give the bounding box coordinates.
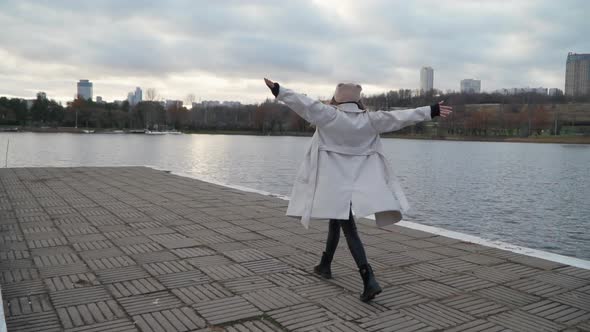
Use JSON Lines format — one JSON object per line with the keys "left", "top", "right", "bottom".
{"left": 324, "top": 209, "right": 368, "bottom": 268}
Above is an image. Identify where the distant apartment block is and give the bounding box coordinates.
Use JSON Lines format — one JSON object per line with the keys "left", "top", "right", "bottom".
{"left": 494, "top": 87, "right": 548, "bottom": 95}
{"left": 460, "top": 79, "right": 481, "bottom": 93}
{"left": 420, "top": 66, "right": 434, "bottom": 93}
{"left": 77, "top": 79, "right": 93, "bottom": 101}
{"left": 165, "top": 100, "right": 183, "bottom": 109}
{"left": 548, "top": 88, "right": 563, "bottom": 96}
{"left": 565, "top": 52, "right": 590, "bottom": 96}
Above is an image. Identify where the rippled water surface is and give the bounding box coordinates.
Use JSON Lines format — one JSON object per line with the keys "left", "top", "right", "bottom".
{"left": 1, "top": 132, "right": 589, "bottom": 259}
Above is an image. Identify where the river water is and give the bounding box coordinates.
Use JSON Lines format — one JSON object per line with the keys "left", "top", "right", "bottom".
{"left": 1, "top": 132, "right": 589, "bottom": 259}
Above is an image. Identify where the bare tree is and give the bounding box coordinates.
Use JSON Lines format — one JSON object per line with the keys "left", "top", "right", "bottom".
{"left": 185, "top": 94, "right": 196, "bottom": 108}
{"left": 146, "top": 88, "right": 158, "bottom": 101}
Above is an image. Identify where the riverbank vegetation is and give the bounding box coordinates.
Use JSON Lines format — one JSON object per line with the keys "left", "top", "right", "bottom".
{"left": 1, "top": 90, "right": 589, "bottom": 140}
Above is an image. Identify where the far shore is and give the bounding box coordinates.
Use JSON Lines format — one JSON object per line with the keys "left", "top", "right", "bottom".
{"left": 2, "top": 127, "right": 590, "bottom": 144}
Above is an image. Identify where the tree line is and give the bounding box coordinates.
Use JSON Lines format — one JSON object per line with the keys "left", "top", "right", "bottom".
{"left": 1, "top": 90, "right": 589, "bottom": 137}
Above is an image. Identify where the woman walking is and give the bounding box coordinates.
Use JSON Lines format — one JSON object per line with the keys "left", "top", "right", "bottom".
{"left": 264, "top": 78, "right": 452, "bottom": 302}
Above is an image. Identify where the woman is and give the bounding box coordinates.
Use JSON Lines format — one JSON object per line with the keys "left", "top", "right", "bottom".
{"left": 264, "top": 78, "right": 452, "bottom": 302}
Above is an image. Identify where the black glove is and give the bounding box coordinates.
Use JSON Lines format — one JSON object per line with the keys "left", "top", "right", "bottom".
{"left": 269, "top": 83, "right": 280, "bottom": 97}
{"left": 430, "top": 103, "right": 440, "bottom": 118}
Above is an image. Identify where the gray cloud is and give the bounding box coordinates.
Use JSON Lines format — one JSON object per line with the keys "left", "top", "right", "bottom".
{"left": 0, "top": 0, "right": 588, "bottom": 102}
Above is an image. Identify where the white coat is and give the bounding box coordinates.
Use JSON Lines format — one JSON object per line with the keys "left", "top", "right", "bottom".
{"left": 277, "top": 86, "right": 433, "bottom": 229}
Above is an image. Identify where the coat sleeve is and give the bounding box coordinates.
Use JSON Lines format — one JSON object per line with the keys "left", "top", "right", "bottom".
{"left": 277, "top": 86, "right": 337, "bottom": 127}
{"left": 367, "top": 106, "right": 432, "bottom": 133}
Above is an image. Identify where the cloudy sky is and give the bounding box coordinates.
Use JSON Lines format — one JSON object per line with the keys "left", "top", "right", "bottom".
{"left": 0, "top": 0, "right": 588, "bottom": 104}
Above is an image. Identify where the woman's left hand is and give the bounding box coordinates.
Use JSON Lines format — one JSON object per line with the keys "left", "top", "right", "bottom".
{"left": 438, "top": 101, "right": 453, "bottom": 118}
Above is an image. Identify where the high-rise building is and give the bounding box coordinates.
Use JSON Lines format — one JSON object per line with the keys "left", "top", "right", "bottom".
{"left": 565, "top": 52, "right": 590, "bottom": 96}
{"left": 460, "top": 79, "right": 481, "bottom": 93}
{"left": 420, "top": 67, "right": 434, "bottom": 93}
{"left": 77, "top": 79, "right": 93, "bottom": 101}
{"left": 134, "top": 87, "right": 142, "bottom": 104}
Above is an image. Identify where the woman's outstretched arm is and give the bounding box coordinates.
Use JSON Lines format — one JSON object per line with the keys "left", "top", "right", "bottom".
{"left": 367, "top": 101, "right": 452, "bottom": 134}
{"left": 264, "top": 78, "right": 337, "bottom": 127}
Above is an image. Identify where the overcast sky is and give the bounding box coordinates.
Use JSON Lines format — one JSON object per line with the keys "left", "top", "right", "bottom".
{"left": 0, "top": 0, "right": 588, "bottom": 104}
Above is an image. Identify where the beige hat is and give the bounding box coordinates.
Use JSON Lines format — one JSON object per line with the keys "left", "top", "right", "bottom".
{"left": 333, "top": 83, "right": 362, "bottom": 103}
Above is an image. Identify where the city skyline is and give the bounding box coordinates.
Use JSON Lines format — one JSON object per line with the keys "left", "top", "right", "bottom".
{"left": 0, "top": 1, "right": 588, "bottom": 103}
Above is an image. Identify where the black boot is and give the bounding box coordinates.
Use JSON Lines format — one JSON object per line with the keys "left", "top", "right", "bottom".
{"left": 359, "top": 264, "right": 382, "bottom": 302}
{"left": 313, "top": 252, "right": 333, "bottom": 279}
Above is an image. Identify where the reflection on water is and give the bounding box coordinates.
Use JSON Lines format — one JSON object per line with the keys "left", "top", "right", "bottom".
{"left": 1, "top": 132, "right": 589, "bottom": 259}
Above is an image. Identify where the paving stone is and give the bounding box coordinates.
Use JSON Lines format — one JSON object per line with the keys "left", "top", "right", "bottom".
{"left": 50, "top": 286, "right": 112, "bottom": 307}
{"left": 268, "top": 303, "right": 338, "bottom": 331}
{"left": 143, "top": 260, "right": 196, "bottom": 276}
{"left": 0, "top": 268, "right": 39, "bottom": 283}
{"left": 96, "top": 266, "right": 151, "bottom": 283}
{"left": 555, "top": 266, "right": 590, "bottom": 280}
{"left": 241, "top": 258, "right": 293, "bottom": 274}
{"left": 131, "top": 251, "right": 178, "bottom": 264}
{"left": 443, "top": 319, "right": 514, "bottom": 332}
{"left": 1, "top": 279, "right": 46, "bottom": 298}
{"left": 494, "top": 262, "right": 544, "bottom": 278}
{"left": 28, "top": 237, "right": 69, "bottom": 248}
{"left": 56, "top": 300, "right": 126, "bottom": 329}
{"left": 185, "top": 254, "right": 233, "bottom": 267}
{"left": 552, "top": 291, "right": 590, "bottom": 311}
{"left": 172, "top": 283, "right": 232, "bottom": 304}
{"left": 319, "top": 293, "right": 386, "bottom": 320}
{"left": 264, "top": 271, "right": 319, "bottom": 288}
{"left": 476, "top": 286, "right": 541, "bottom": 308}
{"left": 401, "top": 301, "right": 475, "bottom": 330}
{"left": 328, "top": 273, "right": 364, "bottom": 292}
{"left": 432, "top": 257, "right": 481, "bottom": 272}
{"left": 405, "top": 262, "right": 455, "bottom": 279}
{"left": 488, "top": 310, "right": 565, "bottom": 332}
{"left": 357, "top": 309, "right": 435, "bottom": 332}
{"left": 171, "top": 247, "right": 216, "bottom": 258}
{"left": 373, "top": 253, "right": 421, "bottom": 267}
{"left": 73, "top": 240, "right": 114, "bottom": 251}
{"left": 243, "top": 286, "right": 306, "bottom": 311}
{"left": 201, "top": 263, "right": 255, "bottom": 280}
{"left": 63, "top": 318, "right": 139, "bottom": 332}
{"left": 86, "top": 256, "right": 136, "bottom": 270}
{"left": 532, "top": 272, "right": 588, "bottom": 289}
{"left": 118, "top": 291, "right": 183, "bottom": 315}
{"left": 223, "top": 275, "right": 276, "bottom": 294}
{"left": 133, "top": 307, "right": 206, "bottom": 332}
{"left": 402, "top": 280, "right": 463, "bottom": 299}
{"left": 6, "top": 311, "right": 62, "bottom": 332}
{"left": 224, "top": 319, "right": 283, "bottom": 332}
{"left": 107, "top": 277, "right": 166, "bottom": 297}
{"left": 194, "top": 295, "right": 262, "bottom": 325}
{"left": 291, "top": 282, "right": 346, "bottom": 301}
{"left": 313, "top": 321, "right": 366, "bottom": 332}
{"left": 441, "top": 294, "right": 509, "bottom": 318}
{"left": 373, "top": 285, "right": 431, "bottom": 309}
{"left": 380, "top": 267, "right": 424, "bottom": 285}
{"left": 458, "top": 254, "right": 506, "bottom": 265}
{"left": 157, "top": 270, "right": 210, "bottom": 288}
{"left": 470, "top": 266, "right": 522, "bottom": 283}
{"left": 522, "top": 299, "right": 590, "bottom": 326}
{"left": 79, "top": 247, "right": 125, "bottom": 260}
{"left": 3, "top": 294, "right": 53, "bottom": 316}
{"left": 506, "top": 278, "right": 569, "bottom": 297}
{"left": 45, "top": 273, "right": 99, "bottom": 291}
{"left": 436, "top": 274, "right": 497, "bottom": 291}
{"left": 223, "top": 248, "right": 273, "bottom": 262}
{"left": 68, "top": 233, "right": 108, "bottom": 243}
{"left": 112, "top": 236, "right": 153, "bottom": 246}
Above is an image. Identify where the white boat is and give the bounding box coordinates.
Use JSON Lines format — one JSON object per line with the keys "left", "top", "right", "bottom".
{"left": 167, "top": 130, "right": 183, "bottom": 135}
{"left": 82, "top": 129, "right": 95, "bottom": 134}
{"left": 144, "top": 130, "right": 166, "bottom": 135}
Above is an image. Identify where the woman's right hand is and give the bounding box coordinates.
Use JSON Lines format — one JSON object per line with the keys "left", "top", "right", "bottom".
{"left": 264, "top": 78, "right": 275, "bottom": 89}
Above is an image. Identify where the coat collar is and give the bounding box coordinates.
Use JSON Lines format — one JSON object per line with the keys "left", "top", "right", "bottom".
{"left": 335, "top": 102, "right": 365, "bottom": 113}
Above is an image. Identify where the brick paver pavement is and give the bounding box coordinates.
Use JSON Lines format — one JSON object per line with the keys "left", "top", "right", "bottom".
{"left": 0, "top": 167, "right": 588, "bottom": 331}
